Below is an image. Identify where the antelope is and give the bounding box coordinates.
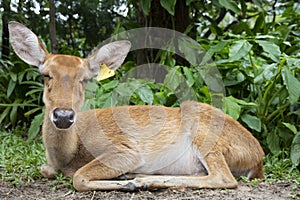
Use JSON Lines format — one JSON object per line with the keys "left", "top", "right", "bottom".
{"left": 9, "top": 21, "right": 264, "bottom": 191}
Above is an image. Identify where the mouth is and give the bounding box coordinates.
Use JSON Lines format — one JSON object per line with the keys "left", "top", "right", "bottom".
{"left": 52, "top": 117, "right": 75, "bottom": 129}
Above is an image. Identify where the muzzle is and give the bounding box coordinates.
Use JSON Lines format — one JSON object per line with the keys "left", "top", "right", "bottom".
{"left": 51, "top": 108, "right": 76, "bottom": 129}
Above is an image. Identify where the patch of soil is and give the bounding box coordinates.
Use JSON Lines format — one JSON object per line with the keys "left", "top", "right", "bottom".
{"left": 0, "top": 180, "right": 299, "bottom": 200}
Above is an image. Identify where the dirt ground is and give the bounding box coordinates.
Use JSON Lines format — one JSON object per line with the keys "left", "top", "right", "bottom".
{"left": 0, "top": 179, "right": 299, "bottom": 200}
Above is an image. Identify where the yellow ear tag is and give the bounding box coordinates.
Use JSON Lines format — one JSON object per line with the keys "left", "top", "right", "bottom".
{"left": 96, "top": 64, "right": 115, "bottom": 81}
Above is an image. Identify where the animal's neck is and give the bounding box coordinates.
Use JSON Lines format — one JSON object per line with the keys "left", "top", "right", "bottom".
{"left": 42, "top": 109, "right": 79, "bottom": 161}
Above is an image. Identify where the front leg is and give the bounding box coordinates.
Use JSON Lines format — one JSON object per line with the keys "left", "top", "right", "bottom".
{"left": 40, "top": 164, "right": 57, "bottom": 178}
{"left": 73, "top": 157, "right": 142, "bottom": 191}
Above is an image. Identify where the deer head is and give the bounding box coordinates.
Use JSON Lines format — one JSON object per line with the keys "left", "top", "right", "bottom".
{"left": 8, "top": 21, "right": 131, "bottom": 130}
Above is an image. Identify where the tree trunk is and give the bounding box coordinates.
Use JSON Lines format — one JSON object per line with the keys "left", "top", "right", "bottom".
{"left": 49, "top": 0, "right": 58, "bottom": 53}
{"left": 137, "top": 1, "right": 190, "bottom": 64}
{"left": 174, "top": 0, "right": 190, "bottom": 33}
{"left": 1, "top": 0, "right": 11, "bottom": 59}
{"left": 135, "top": 0, "right": 190, "bottom": 80}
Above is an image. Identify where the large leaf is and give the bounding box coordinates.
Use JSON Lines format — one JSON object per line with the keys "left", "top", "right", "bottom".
{"left": 154, "top": 91, "right": 167, "bottom": 105}
{"left": 9, "top": 71, "right": 17, "bottom": 82}
{"left": 254, "top": 64, "right": 277, "bottom": 84}
{"left": 28, "top": 111, "right": 44, "bottom": 141}
{"left": 201, "top": 41, "right": 228, "bottom": 65}
{"left": 282, "top": 67, "right": 300, "bottom": 104}
{"left": 225, "top": 96, "right": 256, "bottom": 106}
{"left": 224, "top": 96, "right": 241, "bottom": 120}
{"left": 267, "top": 131, "right": 281, "bottom": 154}
{"left": 0, "top": 106, "right": 11, "bottom": 124}
{"left": 218, "top": 0, "right": 240, "bottom": 14}
{"left": 255, "top": 40, "right": 281, "bottom": 62}
{"left": 291, "top": 132, "right": 300, "bottom": 166}
{"left": 24, "top": 107, "right": 42, "bottom": 117}
{"left": 115, "top": 82, "right": 133, "bottom": 97}
{"left": 224, "top": 69, "right": 245, "bottom": 86}
{"left": 209, "top": 40, "right": 228, "bottom": 53}
{"left": 97, "top": 92, "right": 118, "bottom": 108}
{"left": 228, "top": 40, "right": 252, "bottom": 62}
{"left": 137, "top": 85, "right": 154, "bottom": 105}
{"left": 164, "top": 66, "right": 181, "bottom": 91}
{"left": 282, "top": 122, "right": 298, "bottom": 134}
{"left": 252, "top": 12, "right": 264, "bottom": 34}
{"left": 102, "top": 80, "right": 119, "bottom": 91}
{"left": 178, "top": 38, "right": 200, "bottom": 65}
{"left": 241, "top": 114, "right": 261, "bottom": 132}
{"left": 286, "top": 57, "right": 300, "bottom": 69}
{"left": 140, "top": 0, "right": 152, "bottom": 15}
{"left": 224, "top": 96, "right": 256, "bottom": 120}
{"left": 26, "top": 88, "right": 43, "bottom": 97}
{"left": 183, "top": 67, "right": 195, "bottom": 87}
{"left": 7, "top": 79, "right": 16, "bottom": 98}
{"left": 160, "top": 0, "right": 177, "bottom": 16}
{"left": 10, "top": 100, "right": 21, "bottom": 127}
{"left": 114, "top": 82, "right": 137, "bottom": 105}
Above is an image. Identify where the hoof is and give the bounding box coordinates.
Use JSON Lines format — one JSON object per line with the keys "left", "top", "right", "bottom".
{"left": 121, "top": 182, "right": 137, "bottom": 191}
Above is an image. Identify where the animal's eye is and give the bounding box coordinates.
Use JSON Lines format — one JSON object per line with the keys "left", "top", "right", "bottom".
{"left": 79, "top": 78, "right": 91, "bottom": 84}
{"left": 42, "top": 74, "right": 53, "bottom": 79}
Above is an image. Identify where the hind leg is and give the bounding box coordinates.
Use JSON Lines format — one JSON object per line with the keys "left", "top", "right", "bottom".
{"left": 128, "top": 150, "right": 238, "bottom": 189}
{"left": 247, "top": 161, "right": 264, "bottom": 179}
{"left": 72, "top": 150, "right": 237, "bottom": 191}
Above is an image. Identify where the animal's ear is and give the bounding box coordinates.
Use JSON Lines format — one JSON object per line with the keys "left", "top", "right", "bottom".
{"left": 87, "top": 40, "right": 131, "bottom": 76}
{"left": 8, "top": 21, "right": 49, "bottom": 68}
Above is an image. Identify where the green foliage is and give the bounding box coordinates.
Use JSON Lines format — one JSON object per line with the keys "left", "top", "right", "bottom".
{"left": 82, "top": 63, "right": 211, "bottom": 111}
{"left": 264, "top": 151, "right": 300, "bottom": 187}
{"left": 27, "top": 110, "right": 45, "bottom": 141}
{"left": 0, "top": 58, "right": 44, "bottom": 129}
{"left": 0, "top": 129, "right": 73, "bottom": 189}
{"left": 291, "top": 133, "right": 300, "bottom": 166}
{"left": 205, "top": 34, "right": 300, "bottom": 166}
{"left": 228, "top": 40, "right": 252, "bottom": 62}
{"left": 160, "top": 0, "right": 177, "bottom": 16}
{"left": 140, "top": 0, "right": 177, "bottom": 16}
{"left": 240, "top": 151, "right": 300, "bottom": 189}
{"left": 0, "top": 128, "right": 45, "bottom": 185}
{"left": 140, "top": 0, "right": 152, "bottom": 15}
{"left": 218, "top": 0, "right": 240, "bottom": 15}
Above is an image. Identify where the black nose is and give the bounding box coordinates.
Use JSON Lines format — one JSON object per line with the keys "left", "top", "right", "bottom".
{"left": 52, "top": 108, "right": 75, "bottom": 129}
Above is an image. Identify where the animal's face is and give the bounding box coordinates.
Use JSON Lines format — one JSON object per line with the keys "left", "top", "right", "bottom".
{"left": 8, "top": 21, "right": 131, "bottom": 130}
{"left": 41, "top": 55, "right": 90, "bottom": 129}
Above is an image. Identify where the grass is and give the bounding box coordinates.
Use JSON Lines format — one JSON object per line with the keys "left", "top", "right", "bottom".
{"left": 264, "top": 152, "right": 300, "bottom": 186}
{"left": 1, "top": 128, "right": 299, "bottom": 190}
{"left": 237, "top": 152, "right": 300, "bottom": 190}
{"left": 0, "top": 128, "right": 73, "bottom": 189}
{"left": 0, "top": 128, "right": 45, "bottom": 185}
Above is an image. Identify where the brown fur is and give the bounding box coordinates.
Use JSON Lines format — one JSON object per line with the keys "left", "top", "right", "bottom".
{"left": 9, "top": 21, "right": 264, "bottom": 191}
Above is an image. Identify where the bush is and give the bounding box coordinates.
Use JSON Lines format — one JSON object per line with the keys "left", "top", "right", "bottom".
{"left": 0, "top": 57, "right": 44, "bottom": 130}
